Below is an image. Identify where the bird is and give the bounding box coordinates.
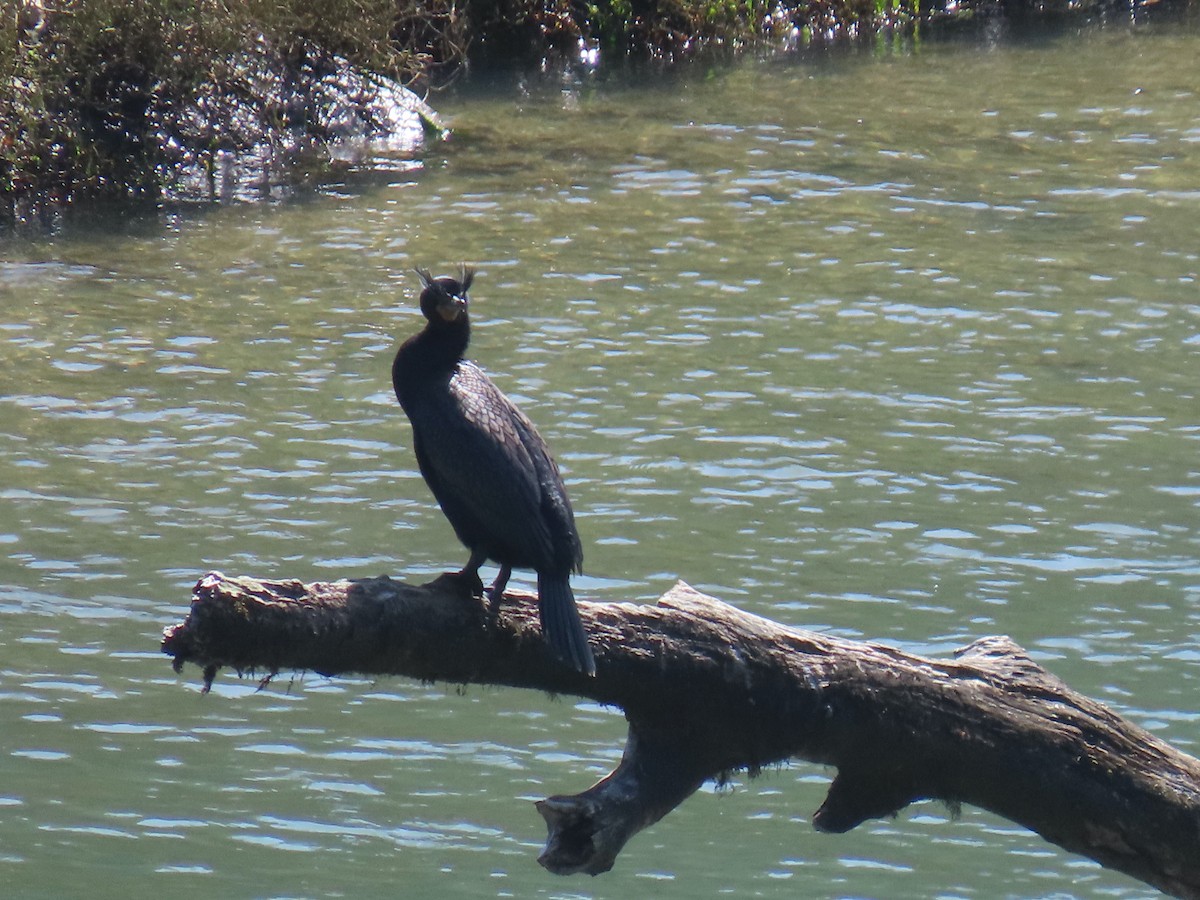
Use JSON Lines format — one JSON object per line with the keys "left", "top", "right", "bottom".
{"left": 391, "top": 265, "right": 596, "bottom": 676}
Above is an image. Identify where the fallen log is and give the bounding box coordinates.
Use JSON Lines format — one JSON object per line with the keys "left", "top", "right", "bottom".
{"left": 161, "top": 571, "right": 1200, "bottom": 897}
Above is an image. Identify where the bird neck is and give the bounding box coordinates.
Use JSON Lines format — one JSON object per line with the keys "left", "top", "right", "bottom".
{"left": 393, "top": 314, "right": 471, "bottom": 401}
{"left": 421, "top": 314, "right": 471, "bottom": 365}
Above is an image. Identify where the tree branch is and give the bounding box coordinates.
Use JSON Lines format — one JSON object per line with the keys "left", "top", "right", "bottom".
{"left": 162, "top": 571, "right": 1200, "bottom": 897}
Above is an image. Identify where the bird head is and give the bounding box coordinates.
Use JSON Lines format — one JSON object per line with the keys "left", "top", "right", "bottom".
{"left": 415, "top": 265, "right": 474, "bottom": 324}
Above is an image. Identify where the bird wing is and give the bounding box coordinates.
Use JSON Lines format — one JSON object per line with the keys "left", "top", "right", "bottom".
{"left": 507, "top": 408, "right": 583, "bottom": 572}
{"left": 411, "top": 362, "right": 577, "bottom": 569}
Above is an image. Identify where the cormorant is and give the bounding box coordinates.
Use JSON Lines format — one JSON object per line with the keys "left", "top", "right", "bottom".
{"left": 391, "top": 266, "right": 595, "bottom": 676}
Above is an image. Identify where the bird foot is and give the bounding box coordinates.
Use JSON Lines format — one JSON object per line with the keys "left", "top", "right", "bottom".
{"left": 430, "top": 569, "right": 484, "bottom": 599}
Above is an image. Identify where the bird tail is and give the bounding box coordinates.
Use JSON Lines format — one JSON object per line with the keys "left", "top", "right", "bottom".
{"left": 537, "top": 573, "right": 596, "bottom": 676}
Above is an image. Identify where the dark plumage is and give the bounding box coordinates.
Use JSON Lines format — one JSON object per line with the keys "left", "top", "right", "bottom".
{"left": 391, "top": 266, "right": 595, "bottom": 675}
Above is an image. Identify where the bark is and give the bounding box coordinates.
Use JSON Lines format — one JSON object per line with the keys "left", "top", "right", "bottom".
{"left": 162, "top": 571, "right": 1200, "bottom": 896}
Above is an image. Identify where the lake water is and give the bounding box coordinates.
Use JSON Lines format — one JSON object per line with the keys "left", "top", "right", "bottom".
{"left": 2, "top": 20, "right": 1199, "bottom": 899}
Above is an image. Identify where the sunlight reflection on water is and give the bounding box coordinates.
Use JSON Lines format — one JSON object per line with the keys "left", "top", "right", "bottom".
{"left": 3, "top": 27, "right": 1200, "bottom": 900}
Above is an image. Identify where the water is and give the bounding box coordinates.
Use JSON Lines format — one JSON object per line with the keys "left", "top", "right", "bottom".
{"left": 3, "top": 22, "right": 1199, "bottom": 899}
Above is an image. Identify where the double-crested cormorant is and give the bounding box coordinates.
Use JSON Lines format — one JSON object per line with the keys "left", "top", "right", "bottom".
{"left": 391, "top": 266, "right": 595, "bottom": 676}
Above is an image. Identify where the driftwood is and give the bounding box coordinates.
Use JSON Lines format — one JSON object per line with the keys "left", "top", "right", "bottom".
{"left": 162, "top": 571, "right": 1200, "bottom": 897}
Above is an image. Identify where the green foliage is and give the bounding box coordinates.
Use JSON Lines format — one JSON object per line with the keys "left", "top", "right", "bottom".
{"left": 0, "top": 0, "right": 430, "bottom": 201}
{"left": 4, "top": 0, "right": 1191, "bottom": 205}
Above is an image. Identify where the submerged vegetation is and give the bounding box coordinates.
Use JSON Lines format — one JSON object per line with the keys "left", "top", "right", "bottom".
{"left": 1, "top": 0, "right": 1192, "bottom": 210}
